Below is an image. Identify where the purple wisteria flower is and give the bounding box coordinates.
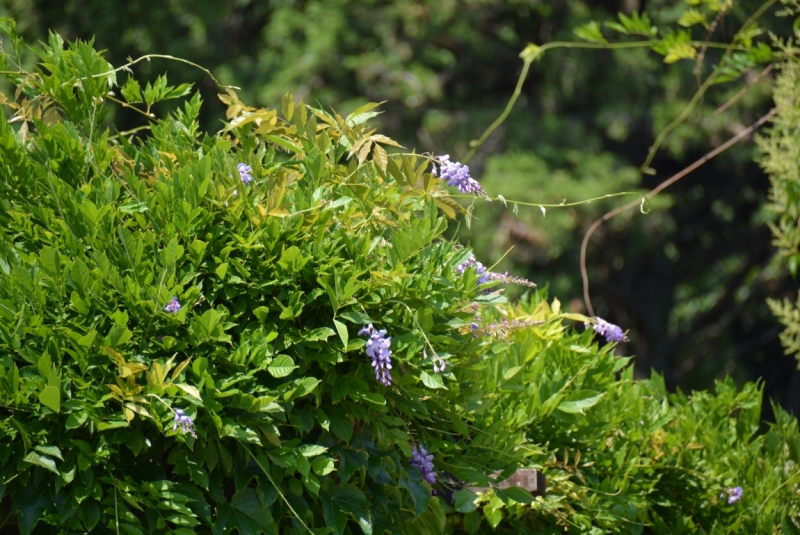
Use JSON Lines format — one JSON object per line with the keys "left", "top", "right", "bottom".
{"left": 237, "top": 163, "right": 253, "bottom": 186}
{"left": 433, "top": 155, "right": 485, "bottom": 197}
{"left": 410, "top": 445, "right": 436, "bottom": 485}
{"left": 722, "top": 486, "right": 743, "bottom": 504}
{"left": 358, "top": 324, "right": 393, "bottom": 386}
{"left": 456, "top": 254, "right": 490, "bottom": 284}
{"left": 456, "top": 254, "right": 537, "bottom": 288}
{"left": 173, "top": 408, "right": 197, "bottom": 438}
{"left": 164, "top": 296, "right": 181, "bottom": 314}
{"left": 589, "top": 317, "right": 628, "bottom": 343}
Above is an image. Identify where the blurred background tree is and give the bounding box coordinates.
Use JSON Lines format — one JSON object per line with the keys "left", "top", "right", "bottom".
{"left": 2, "top": 0, "right": 797, "bottom": 415}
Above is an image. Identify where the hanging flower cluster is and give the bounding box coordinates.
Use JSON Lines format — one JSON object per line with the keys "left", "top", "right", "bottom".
{"left": 164, "top": 296, "right": 181, "bottom": 314}
{"left": 456, "top": 254, "right": 490, "bottom": 284}
{"left": 456, "top": 254, "right": 537, "bottom": 288}
{"left": 722, "top": 486, "right": 743, "bottom": 504}
{"left": 173, "top": 408, "right": 197, "bottom": 438}
{"left": 588, "top": 317, "right": 628, "bottom": 343}
{"left": 237, "top": 163, "right": 254, "bottom": 185}
{"left": 470, "top": 317, "right": 544, "bottom": 338}
{"left": 410, "top": 445, "right": 436, "bottom": 485}
{"left": 359, "top": 324, "right": 393, "bottom": 386}
{"left": 434, "top": 155, "right": 486, "bottom": 197}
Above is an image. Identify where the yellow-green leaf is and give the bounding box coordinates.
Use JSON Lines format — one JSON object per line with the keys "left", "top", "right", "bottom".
{"left": 39, "top": 385, "right": 60, "bottom": 413}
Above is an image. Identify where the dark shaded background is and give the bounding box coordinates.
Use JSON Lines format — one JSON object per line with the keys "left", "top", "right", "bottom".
{"left": 2, "top": 0, "right": 797, "bottom": 417}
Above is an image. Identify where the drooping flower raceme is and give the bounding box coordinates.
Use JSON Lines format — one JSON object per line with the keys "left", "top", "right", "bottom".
{"left": 173, "top": 408, "right": 197, "bottom": 438}
{"left": 589, "top": 317, "right": 627, "bottom": 343}
{"left": 722, "top": 486, "right": 743, "bottom": 504}
{"left": 410, "top": 445, "right": 436, "bottom": 485}
{"left": 434, "top": 155, "right": 485, "bottom": 196}
{"left": 237, "top": 163, "right": 253, "bottom": 185}
{"left": 456, "top": 254, "right": 490, "bottom": 284}
{"left": 471, "top": 317, "right": 544, "bottom": 339}
{"left": 358, "top": 324, "right": 393, "bottom": 386}
{"left": 456, "top": 254, "right": 536, "bottom": 288}
{"left": 164, "top": 296, "right": 181, "bottom": 314}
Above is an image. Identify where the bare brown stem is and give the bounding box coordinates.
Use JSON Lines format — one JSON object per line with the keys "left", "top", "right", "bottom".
{"left": 580, "top": 106, "right": 781, "bottom": 316}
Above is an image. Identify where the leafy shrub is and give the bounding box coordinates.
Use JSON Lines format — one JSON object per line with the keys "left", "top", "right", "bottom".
{"left": 0, "top": 22, "right": 532, "bottom": 535}
{"left": 0, "top": 20, "right": 798, "bottom": 535}
{"left": 463, "top": 297, "right": 800, "bottom": 533}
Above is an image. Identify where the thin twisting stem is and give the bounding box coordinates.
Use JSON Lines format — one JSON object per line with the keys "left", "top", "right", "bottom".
{"left": 580, "top": 106, "right": 781, "bottom": 316}
{"left": 462, "top": 38, "right": 755, "bottom": 165}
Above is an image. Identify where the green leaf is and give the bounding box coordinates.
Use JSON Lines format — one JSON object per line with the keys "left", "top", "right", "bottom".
{"left": 311, "top": 456, "right": 335, "bottom": 476}
{"left": 37, "top": 353, "right": 52, "bottom": 380}
{"left": 337, "top": 310, "right": 373, "bottom": 325}
{"left": 557, "top": 393, "right": 605, "bottom": 414}
{"left": 419, "top": 371, "right": 447, "bottom": 390}
{"left": 664, "top": 41, "right": 697, "bottom": 63}
{"left": 278, "top": 246, "right": 309, "bottom": 273}
{"left": 330, "top": 409, "right": 354, "bottom": 443}
{"left": 573, "top": 21, "right": 607, "bottom": 43}
{"left": 97, "top": 419, "right": 129, "bottom": 431}
{"left": 281, "top": 92, "right": 294, "bottom": 121}
{"left": 306, "top": 326, "right": 336, "bottom": 341}
{"left": 401, "top": 473, "right": 431, "bottom": 518}
{"left": 483, "top": 500, "right": 503, "bottom": 529}
{"left": 16, "top": 485, "right": 48, "bottom": 535}
{"left": 678, "top": 9, "right": 707, "bottom": 27}
{"left": 348, "top": 101, "right": 383, "bottom": 121}
{"left": 39, "top": 246, "right": 61, "bottom": 279}
{"left": 454, "top": 490, "right": 478, "bottom": 513}
{"left": 406, "top": 497, "right": 445, "bottom": 535}
{"left": 267, "top": 355, "right": 297, "bottom": 378}
{"left": 65, "top": 411, "right": 88, "bottom": 429}
{"left": 284, "top": 377, "right": 320, "bottom": 400}
{"left": 34, "top": 445, "right": 63, "bottom": 460}
{"left": 23, "top": 451, "right": 59, "bottom": 474}
{"left": 253, "top": 306, "right": 270, "bottom": 323}
{"left": 70, "top": 258, "right": 91, "bottom": 294}
{"left": 226, "top": 489, "right": 275, "bottom": 535}
{"left": 264, "top": 135, "right": 303, "bottom": 154}
{"left": 299, "top": 444, "right": 328, "bottom": 457}
{"left": 39, "top": 385, "right": 60, "bottom": 413}
{"left": 321, "top": 492, "right": 348, "bottom": 535}
{"left": 80, "top": 500, "right": 101, "bottom": 531}
{"left": 215, "top": 262, "right": 228, "bottom": 280}
{"left": 361, "top": 392, "right": 386, "bottom": 407}
{"left": 121, "top": 77, "right": 143, "bottom": 103}
{"left": 119, "top": 201, "right": 149, "bottom": 213}
{"left": 333, "top": 319, "right": 349, "bottom": 349}
{"left": 497, "top": 487, "right": 534, "bottom": 504}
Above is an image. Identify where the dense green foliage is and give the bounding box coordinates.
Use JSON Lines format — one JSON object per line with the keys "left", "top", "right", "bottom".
{"left": 470, "top": 298, "right": 800, "bottom": 533}
{"left": 1, "top": 17, "right": 800, "bottom": 535}
{"left": 3, "top": 0, "right": 795, "bottom": 409}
